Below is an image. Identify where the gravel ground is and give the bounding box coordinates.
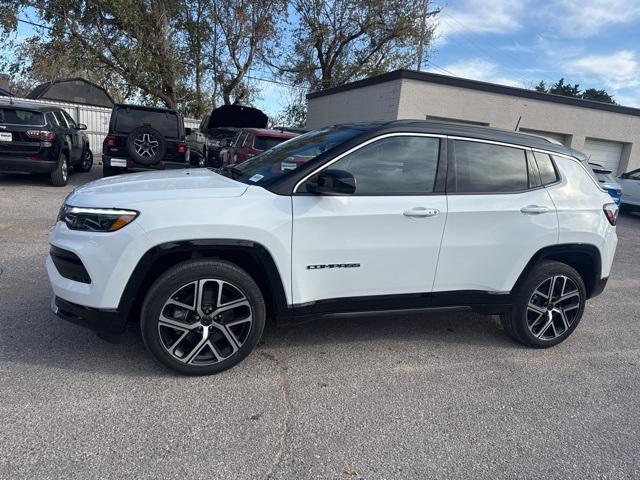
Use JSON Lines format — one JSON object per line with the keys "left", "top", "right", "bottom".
{"left": 1, "top": 167, "right": 639, "bottom": 479}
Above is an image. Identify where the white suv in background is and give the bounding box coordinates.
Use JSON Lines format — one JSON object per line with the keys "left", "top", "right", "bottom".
{"left": 48, "top": 121, "right": 618, "bottom": 375}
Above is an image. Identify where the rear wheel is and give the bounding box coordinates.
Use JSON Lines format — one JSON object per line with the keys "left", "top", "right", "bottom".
{"left": 140, "top": 259, "right": 266, "bottom": 375}
{"left": 501, "top": 261, "right": 586, "bottom": 348}
{"left": 50, "top": 152, "right": 69, "bottom": 186}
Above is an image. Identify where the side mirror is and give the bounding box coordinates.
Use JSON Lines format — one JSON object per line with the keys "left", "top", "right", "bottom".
{"left": 185, "top": 127, "right": 192, "bottom": 136}
{"left": 77, "top": 123, "right": 87, "bottom": 130}
{"left": 306, "top": 169, "right": 356, "bottom": 195}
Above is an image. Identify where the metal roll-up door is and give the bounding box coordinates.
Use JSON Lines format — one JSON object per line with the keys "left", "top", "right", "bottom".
{"left": 582, "top": 138, "right": 624, "bottom": 173}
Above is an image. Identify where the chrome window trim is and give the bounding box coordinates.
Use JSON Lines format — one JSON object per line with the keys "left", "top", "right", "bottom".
{"left": 292, "top": 132, "right": 445, "bottom": 193}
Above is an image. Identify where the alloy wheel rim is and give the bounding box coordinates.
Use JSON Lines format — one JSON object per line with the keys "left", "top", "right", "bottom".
{"left": 61, "top": 159, "right": 68, "bottom": 180}
{"left": 526, "top": 275, "right": 581, "bottom": 340}
{"left": 82, "top": 150, "right": 92, "bottom": 169}
{"left": 158, "top": 279, "right": 253, "bottom": 365}
{"left": 134, "top": 133, "right": 159, "bottom": 157}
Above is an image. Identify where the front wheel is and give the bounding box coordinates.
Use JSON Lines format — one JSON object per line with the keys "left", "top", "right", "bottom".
{"left": 501, "top": 260, "right": 586, "bottom": 348}
{"left": 77, "top": 148, "right": 93, "bottom": 172}
{"left": 140, "top": 259, "right": 266, "bottom": 375}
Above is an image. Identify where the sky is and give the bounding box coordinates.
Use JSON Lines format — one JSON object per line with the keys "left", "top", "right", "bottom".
{"left": 4, "top": 0, "right": 640, "bottom": 116}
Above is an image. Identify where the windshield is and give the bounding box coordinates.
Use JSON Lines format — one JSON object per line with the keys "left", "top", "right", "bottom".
{"left": 594, "top": 171, "right": 616, "bottom": 184}
{"left": 254, "top": 136, "right": 289, "bottom": 151}
{"left": 226, "top": 126, "right": 366, "bottom": 185}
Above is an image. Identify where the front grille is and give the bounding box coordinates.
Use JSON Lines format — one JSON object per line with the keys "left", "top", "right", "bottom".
{"left": 50, "top": 246, "right": 91, "bottom": 284}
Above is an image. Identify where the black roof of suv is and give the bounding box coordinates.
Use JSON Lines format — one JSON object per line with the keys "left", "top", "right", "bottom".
{"left": 102, "top": 103, "right": 190, "bottom": 176}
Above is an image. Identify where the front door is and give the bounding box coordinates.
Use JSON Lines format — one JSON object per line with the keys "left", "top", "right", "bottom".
{"left": 291, "top": 134, "right": 447, "bottom": 309}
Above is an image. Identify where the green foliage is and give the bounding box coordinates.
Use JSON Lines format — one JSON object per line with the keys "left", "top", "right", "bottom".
{"left": 535, "top": 78, "right": 616, "bottom": 104}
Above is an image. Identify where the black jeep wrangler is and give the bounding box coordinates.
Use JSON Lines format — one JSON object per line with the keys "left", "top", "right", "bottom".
{"left": 0, "top": 101, "right": 93, "bottom": 186}
{"left": 102, "top": 104, "right": 190, "bottom": 176}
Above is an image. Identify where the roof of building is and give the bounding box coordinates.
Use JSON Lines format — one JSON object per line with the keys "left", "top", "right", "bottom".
{"left": 27, "top": 77, "right": 114, "bottom": 107}
{"left": 0, "top": 86, "right": 12, "bottom": 97}
{"left": 0, "top": 99, "right": 58, "bottom": 112}
{"left": 307, "top": 69, "right": 640, "bottom": 118}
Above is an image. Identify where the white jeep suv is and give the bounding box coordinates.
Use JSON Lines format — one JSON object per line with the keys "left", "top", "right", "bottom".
{"left": 48, "top": 121, "right": 618, "bottom": 375}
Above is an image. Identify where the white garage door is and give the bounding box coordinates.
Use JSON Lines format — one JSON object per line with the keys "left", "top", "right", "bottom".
{"left": 519, "top": 128, "right": 567, "bottom": 145}
{"left": 582, "top": 138, "right": 624, "bottom": 173}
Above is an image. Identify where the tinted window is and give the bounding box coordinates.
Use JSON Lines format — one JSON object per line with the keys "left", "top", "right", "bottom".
{"left": 254, "top": 136, "right": 286, "bottom": 151}
{"left": 53, "top": 111, "right": 68, "bottom": 128}
{"left": 453, "top": 141, "right": 529, "bottom": 193}
{"left": 627, "top": 169, "right": 640, "bottom": 180}
{"left": 326, "top": 136, "right": 440, "bottom": 195}
{"left": 62, "top": 111, "right": 77, "bottom": 128}
{"left": 534, "top": 152, "right": 559, "bottom": 185}
{"left": 0, "top": 108, "right": 45, "bottom": 125}
{"left": 115, "top": 108, "right": 180, "bottom": 137}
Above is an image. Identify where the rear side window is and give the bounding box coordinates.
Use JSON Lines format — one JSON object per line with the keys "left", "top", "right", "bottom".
{"left": 115, "top": 108, "right": 180, "bottom": 137}
{"left": 53, "top": 111, "right": 68, "bottom": 128}
{"left": 533, "top": 152, "right": 559, "bottom": 185}
{"left": 453, "top": 140, "right": 529, "bottom": 193}
{"left": 254, "top": 136, "right": 286, "bottom": 151}
{"left": 0, "top": 108, "right": 44, "bottom": 126}
{"left": 328, "top": 136, "right": 441, "bottom": 195}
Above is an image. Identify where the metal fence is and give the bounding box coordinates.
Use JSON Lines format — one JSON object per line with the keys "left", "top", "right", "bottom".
{"left": 0, "top": 96, "right": 200, "bottom": 155}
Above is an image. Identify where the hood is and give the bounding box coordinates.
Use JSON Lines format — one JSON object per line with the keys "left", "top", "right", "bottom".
{"left": 67, "top": 169, "right": 248, "bottom": 208}
{"left": 207, "top": 105, "right": 268, "bottom": 129}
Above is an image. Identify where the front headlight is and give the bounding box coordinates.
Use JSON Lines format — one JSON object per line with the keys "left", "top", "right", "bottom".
{"left": 58, "top": 206, "right": 139, "bottom": 232}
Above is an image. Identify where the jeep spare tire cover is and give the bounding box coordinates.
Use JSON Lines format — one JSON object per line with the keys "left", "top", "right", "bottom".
{"left": 127, "top": 126, "right": 167, "bottom": 165}
{"left": 207, "top": 105, "right": 268, "bottom": 129}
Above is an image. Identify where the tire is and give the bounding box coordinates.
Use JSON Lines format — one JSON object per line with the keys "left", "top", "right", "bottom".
{"left": 102, "top": 163, "right": 123, "bottom": 177}
{"left": 140, "top": 259, "right": 266, "bottom": 375}
{"left": 50, "top": 152, "right": 69, "bottom": 186}
{"left": 501, "top": 260, "right": 586, "bottom": 348}
{"left": 126, "top": 126, "right": 167, "bottom": 165}
{"left": 198, "top": 148, "right": 206, "bottom": 168}
{"left": 77, "top": 148, "right": 93, "bottom": 172}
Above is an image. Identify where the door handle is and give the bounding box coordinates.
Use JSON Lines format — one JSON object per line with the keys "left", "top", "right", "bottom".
{"left": 520, "top": 205, "right": 549, "bottom": 215}
{"left": 403, "top": 207, "right": 439, "bottom": 218}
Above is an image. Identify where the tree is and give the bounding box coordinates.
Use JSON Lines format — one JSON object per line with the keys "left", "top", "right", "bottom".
{"left": 276, "top": 0, "right": 439, "bottom": 91}
{"left": 212, "top": 0, "right": 287, "bottom": 105}
{"left": 534, "top": 78, "right": 615, "bottom": 104}
{"left": 582, "top": 88, "right": 615, "bottom": 104}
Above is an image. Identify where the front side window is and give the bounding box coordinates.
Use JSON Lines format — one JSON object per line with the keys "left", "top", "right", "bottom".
{"left": 62, "top": 111, "right": 77, "bottom": 128}
{"left": 320, "top": 136, "right": 440, "bottom": 195}
{"left": 227, "top": 125, "right": 368, "bottom": 185}
{"left": 53, "top": 111, "right": 68, "bottom": 128}
{"left": 453, "top": 140, "right": 529, "bottom": 193}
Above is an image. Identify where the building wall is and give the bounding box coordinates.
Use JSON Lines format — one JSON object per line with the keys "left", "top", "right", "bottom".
{"left": 306, "top": 79, "right": 403, "bottom": 130}
{"left": 397, "top": 78, "right": 640, "bottom": 173}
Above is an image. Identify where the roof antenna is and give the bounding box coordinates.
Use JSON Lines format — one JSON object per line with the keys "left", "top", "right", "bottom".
{"left": 514, "top": 115, "right": 522, "bottom": 131}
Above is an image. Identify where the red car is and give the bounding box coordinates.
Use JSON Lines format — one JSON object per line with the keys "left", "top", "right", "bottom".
{"left": 219, "top": 128, "right": 299, "bottom": 166}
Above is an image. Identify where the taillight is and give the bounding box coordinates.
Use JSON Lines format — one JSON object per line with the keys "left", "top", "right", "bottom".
{"left": 26, "top": 130, "right": 55, "bottom": 141}
{"left": 104, "top": 135, "right": 117, "bottom": 147}
{"left": 177, "top": 143, "right": 187, "bottom": 154}
{"left": 603, "top": 203, "right": 618, "bottom": 226}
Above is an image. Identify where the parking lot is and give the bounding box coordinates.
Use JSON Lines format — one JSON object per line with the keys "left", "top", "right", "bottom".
{"left": 1, "top": 167, "right": 639, "bottom": 479}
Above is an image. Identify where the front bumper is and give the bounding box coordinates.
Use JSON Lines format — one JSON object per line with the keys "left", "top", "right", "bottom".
{"left": 51, "top": 295, "right": 127, "bottom": 335}
{"left": 0, "top": 156, "right": 57, "bottom": 173}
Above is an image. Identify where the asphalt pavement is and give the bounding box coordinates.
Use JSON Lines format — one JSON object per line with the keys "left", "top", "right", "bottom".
{"left": 1, "top": 167, "right": 639, "bottom": 479}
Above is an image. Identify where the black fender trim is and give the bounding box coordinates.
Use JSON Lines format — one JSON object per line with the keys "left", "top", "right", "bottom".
{"left": 117, "top": 239, "right": 291, "bottom": 322}
{"left": 513, "top": 243, "right": 603, "bottom": 299}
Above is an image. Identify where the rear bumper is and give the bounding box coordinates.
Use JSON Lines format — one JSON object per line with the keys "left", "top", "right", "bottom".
{"left": 0, "top": 156, "right": 57, "bottom": 173}
{"left": 589, "top": 276, "right": 609, "bottom": 299}
{"left": 104, "top": 155, "right": 189, "bottom": 170}
{"left": 51, "top": 295, "right": 128, "bottom": 335}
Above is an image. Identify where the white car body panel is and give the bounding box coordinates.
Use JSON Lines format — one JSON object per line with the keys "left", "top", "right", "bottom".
{"left": 434, "top": 187, "right": 558, "bottom": 292}
{"left": 49, "top": 172, "right": 293, "bottom": 309}
{"left": 545, "top": 156, "right": 617, "bottom": 278}
{"left": 291, "top": 195, "right": 447, "bottom": 304}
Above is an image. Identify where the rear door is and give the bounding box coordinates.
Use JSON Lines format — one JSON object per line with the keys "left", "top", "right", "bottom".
{"left": 291, "top": 133, "right": 447, "bottom": 308}
{"left": 433, "top": 138, "right": 558, "bottom": 294}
